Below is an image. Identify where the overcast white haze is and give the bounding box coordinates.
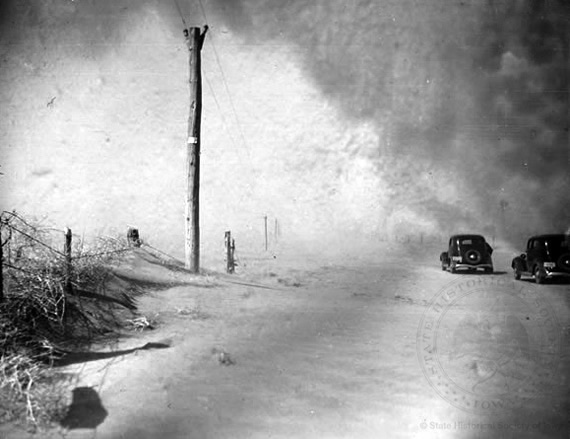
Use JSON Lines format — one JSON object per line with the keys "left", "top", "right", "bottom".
{"left": 0, "top": 0, "right": 568, "bottom": 261}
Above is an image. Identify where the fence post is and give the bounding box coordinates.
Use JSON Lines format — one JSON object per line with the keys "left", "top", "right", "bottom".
{"left": 230, "top": 238, "right": 235, "bottom": 273}
{"left": 225, "top": 231, "right": 235, "bottom": 274}
{"left": 64, "top": 228, "right": 73, "bottom": 296}
{"left": 127, "top": 227, "right": 141, "bottom": 247}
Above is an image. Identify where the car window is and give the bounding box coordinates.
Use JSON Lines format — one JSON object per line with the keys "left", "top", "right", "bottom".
{"left": 545, "top": 237, "right": 568, "bottom": 250}
{"left": 459, "top": 237, "right": 485, "bottom": 245}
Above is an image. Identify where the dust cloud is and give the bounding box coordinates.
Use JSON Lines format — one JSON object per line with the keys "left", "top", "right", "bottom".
{"left": 209, "top": 0, "right": 570, "bottom": 243}
{"left": 0, "top": 0, "right": 568, "bottom": 261}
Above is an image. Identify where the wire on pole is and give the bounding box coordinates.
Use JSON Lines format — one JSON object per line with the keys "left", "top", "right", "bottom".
{"left": 2, "top": 223, "right": 67, "bottom": 258}
{"left": 173, "top": 0, "right": 189, "bottom": 28}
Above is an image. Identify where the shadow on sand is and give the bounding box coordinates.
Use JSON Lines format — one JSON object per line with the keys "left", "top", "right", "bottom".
{"left": 516, "top": 277, "right": 570, "bottom": 285}
{"left": 447, "top": 270, "right": 508, "bottom": 276}
{"left": 54, "top": 341, "right": 171, "bottom": 367}
{"left": 60, "top": 387, "right": 108, "bottom": 430}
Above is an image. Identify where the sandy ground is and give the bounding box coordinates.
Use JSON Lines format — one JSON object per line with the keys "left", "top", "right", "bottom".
{"left": 2, "top": 243, "right": 569, "bottom": 439}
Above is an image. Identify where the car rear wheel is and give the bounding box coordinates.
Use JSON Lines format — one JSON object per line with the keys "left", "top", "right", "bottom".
{"left": 558, "top": 253, "right": 570, "bottom": 273}
{"left": 534, "top": 266, "right": 545, "bottom": 284}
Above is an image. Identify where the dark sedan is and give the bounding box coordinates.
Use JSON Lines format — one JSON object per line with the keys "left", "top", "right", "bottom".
{"left": 440, "top": 234, "right": 494, "bottom": 274}
{"left": 512, "top": 234, "right": 570, "bottom": 284}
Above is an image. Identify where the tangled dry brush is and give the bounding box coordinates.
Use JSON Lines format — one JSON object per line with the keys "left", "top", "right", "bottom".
{"left": 0, "top": 211, "right": 137, "bottom": 429}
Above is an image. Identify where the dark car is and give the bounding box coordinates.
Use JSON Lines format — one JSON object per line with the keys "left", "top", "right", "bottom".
{"left": 511, "top": 234, "right": 570, "bottom": 284}
{"left": 440, "top": 234, "right": 494, "bottom": 273}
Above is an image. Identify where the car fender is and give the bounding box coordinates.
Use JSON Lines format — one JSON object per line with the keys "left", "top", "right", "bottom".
{"left": 512, "top": 256, "right": 527, "bottom": 271}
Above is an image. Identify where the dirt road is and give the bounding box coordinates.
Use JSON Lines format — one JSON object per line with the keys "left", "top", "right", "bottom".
{"left": 5, "top": 245, "right": 570, "bottom": 439}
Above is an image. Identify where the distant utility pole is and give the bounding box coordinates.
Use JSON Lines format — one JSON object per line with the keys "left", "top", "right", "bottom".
{"left": 274, "top": 218, "right": 279, "bottom": 242}
{"left": 184, "top": 25, "right": 208, "bottom": 272}
{"left": 264, "top": 215, "right": 268, "bottom": 251}
{"left": 499, "top": 199, "right": 508, "bottom": 231}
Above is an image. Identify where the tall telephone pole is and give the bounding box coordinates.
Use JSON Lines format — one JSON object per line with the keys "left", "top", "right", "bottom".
{"left": 185, "top": 26, "right": 208, "bottom": 272}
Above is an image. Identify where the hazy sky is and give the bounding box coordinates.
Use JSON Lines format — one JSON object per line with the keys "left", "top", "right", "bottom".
{"left": 0, "top": 0, "right": 568, "bottom": 258}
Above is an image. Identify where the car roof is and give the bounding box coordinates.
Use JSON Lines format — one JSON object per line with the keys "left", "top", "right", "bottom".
{"left": 529, "top": 234, "right": 568, "bottom": 240}
{"left": 450, "top": 234, "right": 486, "bottom": 240}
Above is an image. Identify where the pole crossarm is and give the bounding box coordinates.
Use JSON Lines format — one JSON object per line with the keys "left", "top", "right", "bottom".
{"left": 199, "top": 25, "right": 208, "bottom": 49}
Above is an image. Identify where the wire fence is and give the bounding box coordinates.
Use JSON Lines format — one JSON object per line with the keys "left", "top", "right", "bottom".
{"left": 0, "top": 212, "right": 157, "bottom": 429}
{"left": 0, "top": 211, "right": 141, "bottom": 301}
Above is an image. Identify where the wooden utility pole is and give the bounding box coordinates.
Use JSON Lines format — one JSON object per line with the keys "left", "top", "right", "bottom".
{"left": 184, "top": 26, "right": 208, "bottom": 272}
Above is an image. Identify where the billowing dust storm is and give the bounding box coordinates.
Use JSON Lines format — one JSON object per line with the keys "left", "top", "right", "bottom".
{"left": 0, "top": 0, "right": 568, "bottom": 261}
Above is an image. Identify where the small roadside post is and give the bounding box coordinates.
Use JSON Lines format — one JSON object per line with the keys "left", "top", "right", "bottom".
{"left": 225, "top": 231, "right": 235, "bottom": 274}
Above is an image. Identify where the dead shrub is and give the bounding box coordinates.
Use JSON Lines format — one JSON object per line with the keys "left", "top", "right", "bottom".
{"left": 0, "top": 211, "right": 136, "bottom": 430}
